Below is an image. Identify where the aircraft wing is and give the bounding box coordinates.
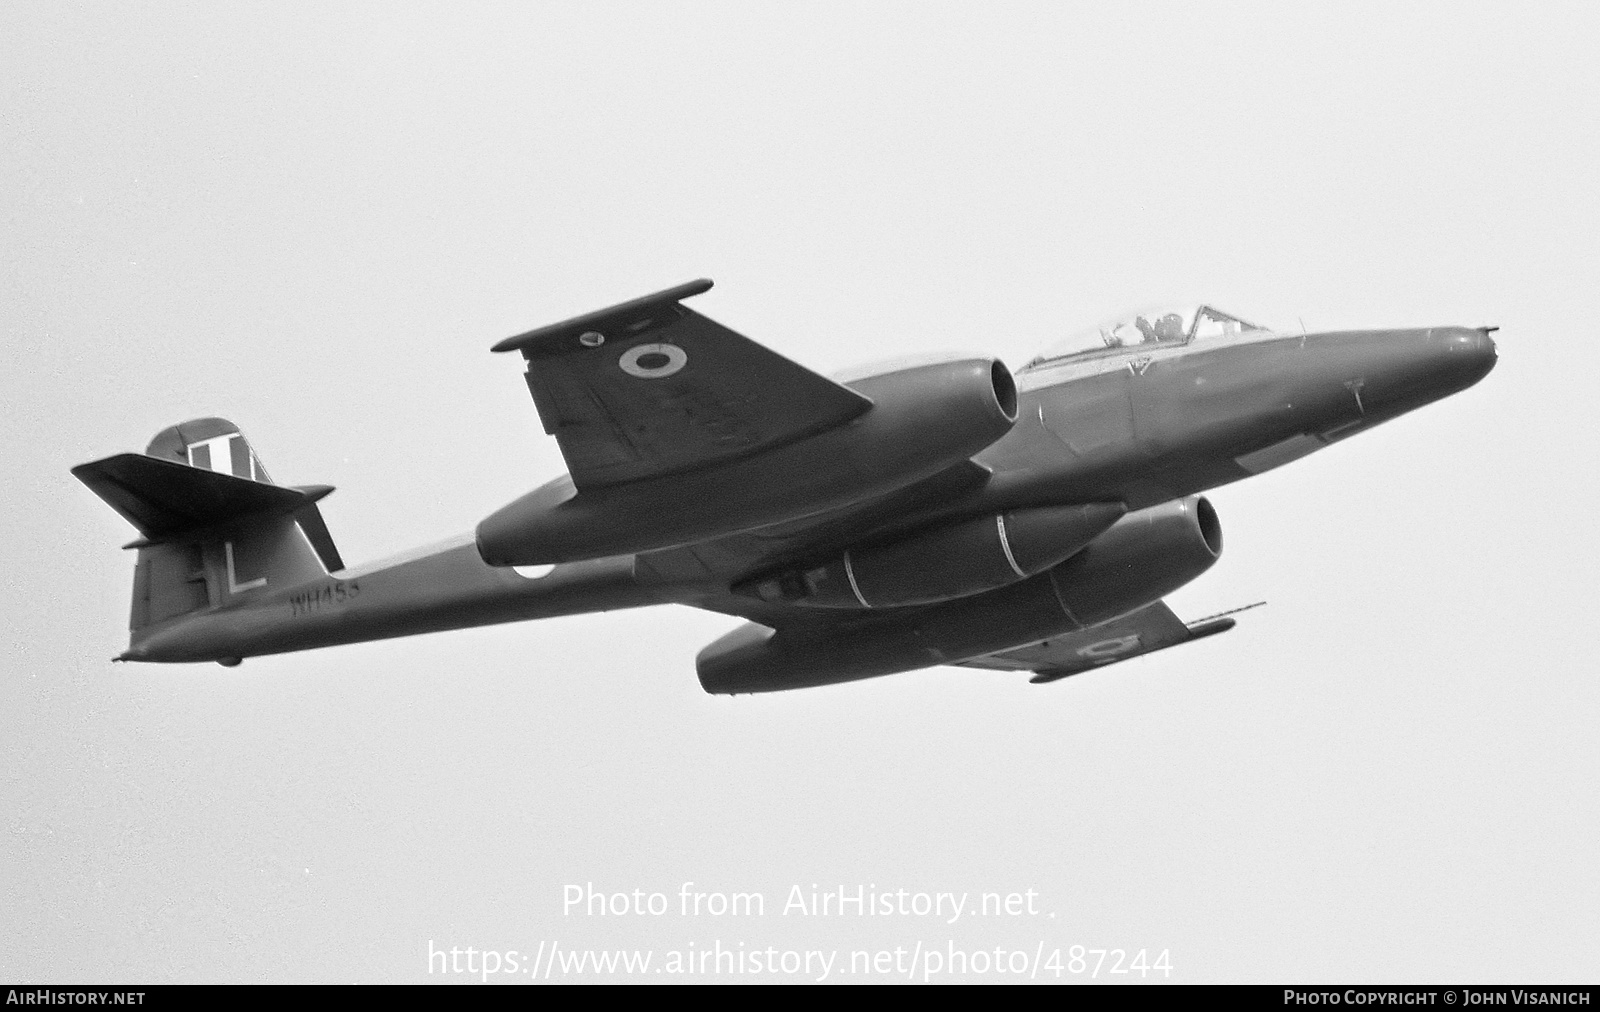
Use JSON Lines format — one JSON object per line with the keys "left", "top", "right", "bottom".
{"left": 492, "top": 280, "right": 874, "bottom": 490}
{"left": 956, "top": 601, "right": 1255, "bottom": 683}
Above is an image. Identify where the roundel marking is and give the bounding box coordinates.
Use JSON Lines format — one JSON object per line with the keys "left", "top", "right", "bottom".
{"left": 619, "top": 342, "right": 687, "bottom": 379}
{"left": 1076, "top": 634, "right": 1142, "bottom": 660}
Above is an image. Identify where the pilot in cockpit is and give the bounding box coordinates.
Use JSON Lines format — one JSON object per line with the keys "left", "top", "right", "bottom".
{"left": 1135, "top": 313, "right": 1186, "bottom": 344}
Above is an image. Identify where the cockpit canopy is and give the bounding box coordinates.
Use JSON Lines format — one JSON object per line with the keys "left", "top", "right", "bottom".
{"left": 1022, "top": 304, "right": 1268, "bottom": 371}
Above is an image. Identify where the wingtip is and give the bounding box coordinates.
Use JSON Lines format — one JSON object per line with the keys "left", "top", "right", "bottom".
{"left": 1183, "top": 617, "right": 1236, "bottom": 640}
{"left": 1027, "top": 669, "right": 1075, "bottom": 685}
{"left": 490, "top": 278, "right": 716, "bottom": 354}
{"left": 1186, "top": 601, "right": 1267, "bottom": 628}
{"left": 290, "top": 484, "right": 336, "bottom": 503}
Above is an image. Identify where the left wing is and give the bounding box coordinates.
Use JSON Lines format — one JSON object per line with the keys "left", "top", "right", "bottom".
{"left": 492, "top": 280, "right": 874, "bottom": 490}
{"left": 957, "top": 601, "right": 1262, "bottom": 683}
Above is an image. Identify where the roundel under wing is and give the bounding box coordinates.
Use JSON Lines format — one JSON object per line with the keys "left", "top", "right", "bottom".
{"left": 619, "top": 342, "right": 688, "bottom": 379}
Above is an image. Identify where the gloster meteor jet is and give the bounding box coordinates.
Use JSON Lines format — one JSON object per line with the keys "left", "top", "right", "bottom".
{"left": 74, "top": 280, "right": 1497, "bottom": 692}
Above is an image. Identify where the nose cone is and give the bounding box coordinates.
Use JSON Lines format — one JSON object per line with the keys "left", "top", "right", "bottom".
{"left": 1389, "top": 326, "right": 1498, "bottom": 409}
{"left": 1433, "top": 325, "right": 1498, "bottom": 386}
{"left": 1301, "top": 325, "right": 1498, "bottom": 425}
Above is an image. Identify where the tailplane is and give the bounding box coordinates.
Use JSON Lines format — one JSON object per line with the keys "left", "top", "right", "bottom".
{"left": 73, "top": 418, "right": 342, "bottom": 634}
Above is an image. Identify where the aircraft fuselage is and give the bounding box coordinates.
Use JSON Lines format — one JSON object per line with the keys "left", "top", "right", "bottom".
{"left": 116, "top": 322, "right": 1497, "bottom": 667}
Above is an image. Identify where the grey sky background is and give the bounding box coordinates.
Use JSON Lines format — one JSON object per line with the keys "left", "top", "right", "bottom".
{"left": 3, "top": 2, "right": 1596, "bottom": 983}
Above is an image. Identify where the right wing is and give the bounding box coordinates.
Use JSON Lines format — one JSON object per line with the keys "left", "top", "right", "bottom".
{"left": 493, "top": 280, "right": 873, "bottom": 490}
{"left": 957, "top": 601, "right": 1263, "bottom": 683}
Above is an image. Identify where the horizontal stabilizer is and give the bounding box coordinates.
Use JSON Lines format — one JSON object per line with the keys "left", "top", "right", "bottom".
{"left": 72, "top": 452, "right": 328, "bottom": 538}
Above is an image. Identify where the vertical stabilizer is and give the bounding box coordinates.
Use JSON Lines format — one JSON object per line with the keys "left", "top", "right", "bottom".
{"left": 144, "top": 416, "right": 272, "bottom": 481}
{"left": 74, "top": 418, "right": 343, "bottom": 636}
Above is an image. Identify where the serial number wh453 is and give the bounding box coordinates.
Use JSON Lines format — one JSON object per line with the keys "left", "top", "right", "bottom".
{"left": 289, "top": 580, "right": 360, "bottom": 617}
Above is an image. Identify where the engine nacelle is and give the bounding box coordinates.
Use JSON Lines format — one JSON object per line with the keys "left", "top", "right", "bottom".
{"left": 477, "top": 359, "right": 1018, "bottom": 565}
{"left": 697, "top": 496, "right": 1223, "bottom": 693}
{"left": 1049, "top": 494, "right": 1222, "bottom": 627}
{"left": 738, "top": 502, "right": 1127, "bottom": 609}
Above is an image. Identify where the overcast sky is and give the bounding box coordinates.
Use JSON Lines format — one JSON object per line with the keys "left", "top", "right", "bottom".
{"left": 4, "top": 2, "right": 1596, "bottom": 983}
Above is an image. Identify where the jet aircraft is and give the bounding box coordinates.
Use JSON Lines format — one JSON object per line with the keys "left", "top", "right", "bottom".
{"left": 73, "top": 280, "right": 1497, "bottom": 692}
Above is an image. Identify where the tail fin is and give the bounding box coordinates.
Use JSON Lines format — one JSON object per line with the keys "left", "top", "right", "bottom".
{"left": 73, "top": 418, "right": 343, "bottom": 632}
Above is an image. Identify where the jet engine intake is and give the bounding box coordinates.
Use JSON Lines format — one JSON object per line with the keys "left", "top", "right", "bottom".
{"left": 1049, "top": 494, "right": 1222, "bottom": 627}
